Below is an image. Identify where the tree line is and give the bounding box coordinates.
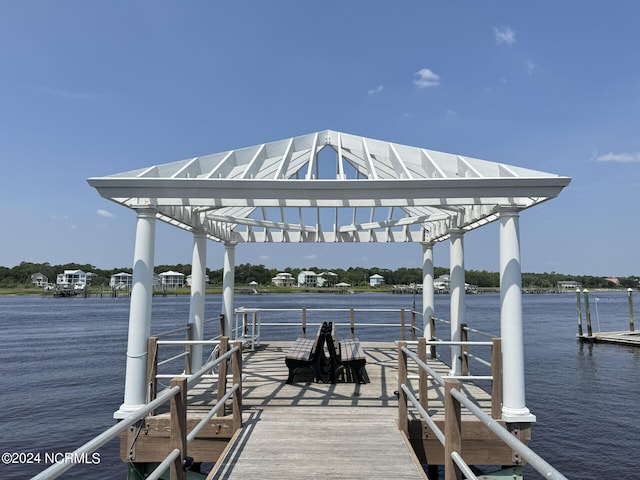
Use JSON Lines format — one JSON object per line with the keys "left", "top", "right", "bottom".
{"left": 1, "top": 261, "right": 638, "bottom": 290}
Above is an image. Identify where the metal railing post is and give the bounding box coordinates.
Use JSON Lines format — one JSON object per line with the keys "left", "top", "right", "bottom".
{"left": 217, "top": 337, "right": 229, "bottom": 417}
{"left": 169, "top": 377, "right": 187, "bottom": 480}
{"left": 397, "top": 341, "right": 408, "bottom": 435}
{"left": 444, "top": 379, "right": 463, "bottom": 480}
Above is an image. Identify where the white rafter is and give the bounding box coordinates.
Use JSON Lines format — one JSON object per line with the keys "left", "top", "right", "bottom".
{"left": 88, "top": 129, "right": 571, "bottom": 245}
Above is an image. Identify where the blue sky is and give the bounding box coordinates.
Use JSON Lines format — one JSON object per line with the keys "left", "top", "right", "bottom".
{"left": 1, "top": 1, "right": 638, "bottom": 277}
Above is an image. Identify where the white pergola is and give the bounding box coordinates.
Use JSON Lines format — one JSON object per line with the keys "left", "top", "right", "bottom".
{"left": 88, "top": 129, "right": 571, "bottom": 422}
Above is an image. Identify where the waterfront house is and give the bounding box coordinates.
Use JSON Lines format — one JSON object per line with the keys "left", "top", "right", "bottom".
{"left": 434, "top": 275, "right": 450, "bottom": 292}
{"left": 271, "top": 272, "right": 296, "bottom": 287}
{"left": 158, "top": 270, "right": 185, "bottom": 288}
{"left": 557, "top": 280, "right": 581, "bottom": 291}
{"left": 369, "top": 273, "right": 385, "bottom": 287}
{"left": 297, "top": 270, "right": 317, "bottom": 287}
{"left": 110, "top": 272, "right": 133, "bottom": 290}
{"left": 56, "top": 269, "right": 96, "bottom": 287}
{"left": 31, "top": 273, "right": 48, "bottom": 288}
{"left": 186, "top": 274, "right": 209, "bottom": 286}
{"left": 317, "top": 271, "right": 338, "bottom": 287}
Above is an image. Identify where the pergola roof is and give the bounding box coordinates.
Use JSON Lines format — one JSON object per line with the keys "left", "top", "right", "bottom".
{"left": 88, "top": 129, "right": 571, "bottom": 244}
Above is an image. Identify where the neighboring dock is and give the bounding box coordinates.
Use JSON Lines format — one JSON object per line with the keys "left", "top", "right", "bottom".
{"left": 579, "top": 330, "right": 640, "bottom": 346}
{"left": 576, "top": 288, "right": 638, "bottom": 347}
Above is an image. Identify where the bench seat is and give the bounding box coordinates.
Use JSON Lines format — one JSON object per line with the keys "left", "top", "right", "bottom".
{"left": 284, "top": 326, "right": 325, "bottom": 384}
{"left": 326, "top": 323, "right": 368, "bottom": 384}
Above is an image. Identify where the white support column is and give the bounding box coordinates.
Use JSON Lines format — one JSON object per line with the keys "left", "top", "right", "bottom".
{"left": 114, "top": 207, "right": 156, "bottom": 419}
{"left": 499, "top": 207, "right": 536, "bottom": 423}
{"left": 221, "top": 241, "right": 236, "bottom": 338}
{"left": 421, "top": 241, "right": 435, "bottom": 342}
{"left": 449, "top": 229, "right": 465, "bottom": 376}
{"left": 188, "top": 230, "right": 207, "bottom": 372}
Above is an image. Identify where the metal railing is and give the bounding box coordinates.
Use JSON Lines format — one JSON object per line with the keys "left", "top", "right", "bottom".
{"left": 233, "top": 306, "right": 421, "bottom": 342}
{"left": 397, "top": 339, "right": 567, "bottom": 480}
{"left": 32, "top": 338, "right": 243, "bottom": 480}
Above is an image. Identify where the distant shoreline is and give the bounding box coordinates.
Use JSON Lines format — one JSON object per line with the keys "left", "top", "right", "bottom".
{"left": 1, "top": 286, "right": 635, "bottom": 297}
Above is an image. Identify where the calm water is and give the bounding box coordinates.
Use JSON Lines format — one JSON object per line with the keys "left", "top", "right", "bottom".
{"left": 1, "top": 291, "right": 638, "bottom": 479}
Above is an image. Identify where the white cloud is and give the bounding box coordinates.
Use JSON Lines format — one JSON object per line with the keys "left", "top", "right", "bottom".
{"left": 368, "top": 85, "right": 384, "bottom": 95}
{"left": 595, "top": 151, "right": 640, "bottom": 163}
{"left": 526, "top": 60, "right": 536, "bottom": 75}
{"left": 494, "top": 26, "right": 516, "bottom": 45}
{"left": 413, "top": 68, "right": 441, "bottom": 88}
{"left": 259, "top": 255, "right": 269, "bottom": 260}
{"left": 303, "top": 254, "right": 317, "bottom": 261}
{"left": 97, "top": 209, "right": 114, "bottom": 218}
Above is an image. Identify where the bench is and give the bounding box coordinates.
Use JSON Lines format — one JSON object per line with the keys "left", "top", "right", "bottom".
{"left": 325, "top": 322, "right": 368, "bottom": 384}
{"left": 284, "top": 324, "right": 327, "bottom": 384}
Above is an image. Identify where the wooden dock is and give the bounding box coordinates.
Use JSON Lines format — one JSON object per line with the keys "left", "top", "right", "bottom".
{"left": 208, "top": 341, "right": 426, "bottom": 479}
{"left": 579, "top": 330, "right": 640, "bottom": 346}
{"left": 124, "top": 340, "right": 524, "bottom": 479}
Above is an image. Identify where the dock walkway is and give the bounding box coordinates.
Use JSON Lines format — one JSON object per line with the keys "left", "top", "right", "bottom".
{"left": 135, "top": 340, "right": 501, "bottom": 479}
{"left": 195, "top": 340, "right": 496, "bottom": 479}
{"left": 207, "top": 341, "right": 426, "bottom": 479}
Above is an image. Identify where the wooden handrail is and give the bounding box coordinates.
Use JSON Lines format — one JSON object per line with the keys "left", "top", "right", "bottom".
{"left": 460, "top": 324, "right": 469, "bottom": 376}
{"left": 397, "top": 341, "right": 408, "bottom": 435}
{"left": 232, "top": 340, "right": 243, "bottom": 431}
{"left": 418, "top": 337, "right": 428, "bottom": 413}
{"left": 410, "top": 310, "right": 416, "bottom": 341}
{"left": 429, "top": 316, "right": 436, "bottom": 359}
{"left": 169, "top": 377, "right": 187, "bottom": 480}
{"left": 491, "top": 338, "right": 503, "bottom": 419}
{"left": 185, "top": 324, "right": 193, "bottom": 375}
{"left": 147, "top": 336, "right": 159, "bottom": 404}
{"left": 217, "top": 337, "right": 229, "bottom": 417}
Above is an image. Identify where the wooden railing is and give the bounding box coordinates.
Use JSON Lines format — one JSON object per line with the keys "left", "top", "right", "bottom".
{"left": 397, "top": 338, "right": 567, "bottom": 480}
{"left": 32, "top": 338, "right": 243, "bottom": 480}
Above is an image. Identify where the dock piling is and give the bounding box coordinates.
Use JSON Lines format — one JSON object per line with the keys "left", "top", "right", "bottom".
{"left": 628, "top": 288, "right": 635, "bottom": 332}
{"left": 576, "top": 289, "right": 583, "bottom": 337}
{"left": 583, "top": 289, "right": 593, "bottom": 337}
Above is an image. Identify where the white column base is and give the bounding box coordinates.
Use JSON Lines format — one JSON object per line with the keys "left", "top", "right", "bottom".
{"left": 502, "top": 406, "right": 537, "bottom": 423}
{"left": 113, "top": 403, "right": 147, "bottom": 420}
